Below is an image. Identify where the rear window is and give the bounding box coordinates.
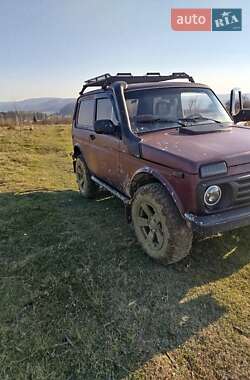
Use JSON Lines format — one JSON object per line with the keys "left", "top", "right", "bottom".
{"left": 77, "top": 98, "right": 95, "bottom": 128}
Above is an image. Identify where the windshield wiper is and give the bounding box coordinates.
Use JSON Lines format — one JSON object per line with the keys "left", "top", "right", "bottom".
{"left": 136, "top": 116, "right": 186, "bottom": 127}
{"left": 179, "top": 116, "right": 221, "bottom": 124}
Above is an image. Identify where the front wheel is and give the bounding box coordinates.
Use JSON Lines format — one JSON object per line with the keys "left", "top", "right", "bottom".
{"left": 131, "top": 183, "right": 193, "bottom": 265}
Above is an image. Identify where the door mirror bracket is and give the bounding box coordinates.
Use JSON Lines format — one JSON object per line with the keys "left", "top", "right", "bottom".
{"left": 233, "top": 109, "right": 250, "bottom": 124}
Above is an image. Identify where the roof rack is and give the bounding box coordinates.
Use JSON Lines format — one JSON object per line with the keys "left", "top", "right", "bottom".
{"left": 79, "top": 72, "right": 195, "bottom": 94}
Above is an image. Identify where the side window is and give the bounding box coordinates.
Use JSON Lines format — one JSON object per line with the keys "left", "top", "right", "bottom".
{"left": 77, "top": 98, "right": 95, "bottom": 129}
{"left": 126, "top": 99, "right": 139, "bottom": 119}
{"left": 96, "top": 98, "right": 118, "bottom": 124}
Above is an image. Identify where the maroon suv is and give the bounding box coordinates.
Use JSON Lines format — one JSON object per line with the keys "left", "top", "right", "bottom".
{"left": 72, "top": 72, "right": 250, "bottom": 265}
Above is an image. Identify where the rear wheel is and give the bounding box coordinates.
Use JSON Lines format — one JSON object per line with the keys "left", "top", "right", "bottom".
{"left": 131, "top": 183, "right": 193, "bottom": 265}
{"left": 75, "top": 156, "right": 98, "bottom": 198}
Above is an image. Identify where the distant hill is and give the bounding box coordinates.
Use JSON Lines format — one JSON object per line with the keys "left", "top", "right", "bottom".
{"left": 59, "top": 101, "right": 76, "bottom": 117}
{"left": 0, "top": 94, "right": 249, "bottom": 117}
{"left": 0, "top": 97, "right": 75, "bottom": 114}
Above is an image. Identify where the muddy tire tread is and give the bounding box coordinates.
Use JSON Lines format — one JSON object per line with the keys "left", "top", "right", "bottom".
{"left": 132, "top": 183, "right": 193, "bottom": 265}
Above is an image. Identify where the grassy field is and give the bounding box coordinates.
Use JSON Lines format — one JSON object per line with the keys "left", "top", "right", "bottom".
{"left": 0, "top": 125, "right": 249, "bottom": 380}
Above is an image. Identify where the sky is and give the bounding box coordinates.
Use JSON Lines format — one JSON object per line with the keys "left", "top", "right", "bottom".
{"left": 0, "top": 0, "right": 249, "bottom": 101}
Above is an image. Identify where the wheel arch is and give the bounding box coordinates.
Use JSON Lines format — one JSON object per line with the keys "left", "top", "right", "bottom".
{"left": 73, "top": 144, "right": 83, "bottom": 158}
{"left": 129, "top": 167, "right": 184, "bottom": 215}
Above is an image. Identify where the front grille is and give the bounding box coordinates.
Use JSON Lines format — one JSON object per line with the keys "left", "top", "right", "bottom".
{"left": 198, "top": 173, "right": 250, "bottom": 214}
{"left": 234, "top": 175, "right": 250, "bottom": 206}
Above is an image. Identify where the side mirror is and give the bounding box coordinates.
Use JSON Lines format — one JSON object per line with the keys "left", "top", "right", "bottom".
{"left": 94, "top": 119, "right": 116, "bottom": 135}
{"left": 229, "top": 88, "right": 242, "bottom": 116}
{"left": 230, "top": 88, "right": 250, "bottom": 123}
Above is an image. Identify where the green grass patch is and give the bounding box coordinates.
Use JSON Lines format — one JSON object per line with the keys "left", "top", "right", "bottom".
{"left": 0, "top": 125, "right": 249, "bottom": 379}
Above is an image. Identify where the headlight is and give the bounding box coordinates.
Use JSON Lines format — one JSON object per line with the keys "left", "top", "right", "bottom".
{"left": 200, "top": 162, "right": 227, "bottom": 178}
{"left": 204, "top": 185, "right": 222, "bottom": 206}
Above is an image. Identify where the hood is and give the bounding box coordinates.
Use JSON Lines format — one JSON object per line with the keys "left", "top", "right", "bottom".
{"left": 140, "top": 126, "right": 250, "bottom": 174}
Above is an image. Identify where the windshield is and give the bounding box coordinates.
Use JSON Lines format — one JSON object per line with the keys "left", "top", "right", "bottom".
{"left": 125, "top": 87, "right": 232, "bottom": 133}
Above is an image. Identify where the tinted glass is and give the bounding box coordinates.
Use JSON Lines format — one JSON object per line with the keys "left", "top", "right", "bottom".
{"left": 125, "top": 88, "right": 232, "bottom": 133}
{"left": 77, "top": 98, "right": 95, "bottom": 128}
{"left": 96, "top": 98, "right": 118, "bottom": 124}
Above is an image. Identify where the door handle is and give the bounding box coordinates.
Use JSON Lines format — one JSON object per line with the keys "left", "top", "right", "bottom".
{"left": 89, "top": 134, "right": 96, "bottom": 141}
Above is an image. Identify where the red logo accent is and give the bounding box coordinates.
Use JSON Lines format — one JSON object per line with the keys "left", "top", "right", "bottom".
{"left": 171, "top": 8, "right": 211, "bottom": 31}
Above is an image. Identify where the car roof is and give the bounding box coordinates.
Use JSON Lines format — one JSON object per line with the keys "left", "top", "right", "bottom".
{"left": 81, "top": 81, "right": 210, "bottom": 97}
{"left": 126, "top": 81, "right": 209, "bottom": 90}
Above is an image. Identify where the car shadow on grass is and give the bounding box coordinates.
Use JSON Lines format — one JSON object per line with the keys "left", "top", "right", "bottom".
{"left": 0, "top": 190, "right": 249, "bottom": 379}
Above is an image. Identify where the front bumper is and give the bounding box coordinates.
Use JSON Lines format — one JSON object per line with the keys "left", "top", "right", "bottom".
{"left": 184, "top": 206, "right": 250, "bottom": 234}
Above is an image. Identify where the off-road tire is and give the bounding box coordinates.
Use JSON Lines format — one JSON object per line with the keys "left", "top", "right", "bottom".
{"left": 131, "top": 183, "right": 193, "bottom": 265}
{"left": 75, "top": 156, "right": 98, "bottom": 198}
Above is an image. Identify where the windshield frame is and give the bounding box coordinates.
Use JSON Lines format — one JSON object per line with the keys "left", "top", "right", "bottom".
{"left": 125, "top": 86, "right": 233, "bottom": 134}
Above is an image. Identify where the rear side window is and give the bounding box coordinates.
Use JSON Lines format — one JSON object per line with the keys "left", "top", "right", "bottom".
{"left": 96, "top": 98, "right": 118, "bottom": 124}
{"left": 77, "top": 98, "right": 95, "bottom": 128}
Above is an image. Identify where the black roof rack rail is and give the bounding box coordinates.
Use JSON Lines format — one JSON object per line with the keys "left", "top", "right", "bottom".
{"left": 146, "top": 72, "right": 161, "bottom": 76}
{"left": 79, "top": 72, "right": 195, "bottom": 94}
{"left": 116, "top": 72, "right": 132, "bottom": 76}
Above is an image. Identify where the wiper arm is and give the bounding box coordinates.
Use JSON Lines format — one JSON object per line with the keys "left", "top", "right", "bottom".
{"left": 136, "top": 116, "right": 186, "bottom": 127}
{"left": 179, "top": 116, "right": 221, "bottom": 124}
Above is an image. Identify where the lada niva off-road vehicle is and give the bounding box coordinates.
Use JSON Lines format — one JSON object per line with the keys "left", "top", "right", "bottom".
{"left": 72, "top": 72, "right": 250, "bottom": 265}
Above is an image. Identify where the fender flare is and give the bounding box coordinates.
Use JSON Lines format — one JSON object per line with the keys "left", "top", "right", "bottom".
{"left": 128, "top": 167, "right": 185, "bottom": 215}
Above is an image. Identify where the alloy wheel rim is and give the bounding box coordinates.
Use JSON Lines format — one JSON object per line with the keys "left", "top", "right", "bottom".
{"left": 137, "top": 201, "right": 165, "bottom": 250}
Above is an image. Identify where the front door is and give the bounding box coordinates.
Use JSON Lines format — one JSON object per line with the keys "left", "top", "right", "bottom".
{"left": 87, "top": 96, "right": 121, "bottom": 188}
